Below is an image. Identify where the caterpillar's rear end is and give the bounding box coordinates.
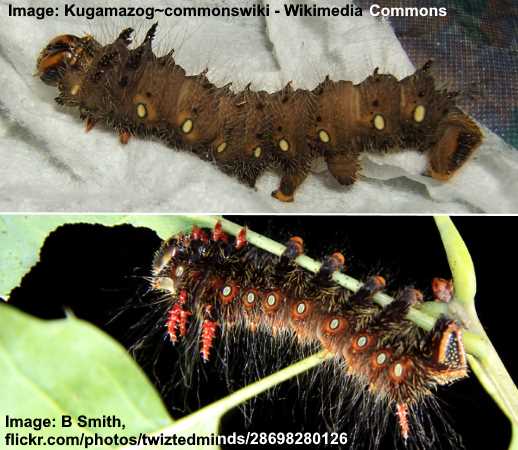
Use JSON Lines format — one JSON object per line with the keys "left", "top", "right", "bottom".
{"left": 36, "top": 24, "right": 482, "bottom": 201}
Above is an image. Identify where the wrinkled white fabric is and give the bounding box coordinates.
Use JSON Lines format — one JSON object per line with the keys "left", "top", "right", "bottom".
{"left": 0, "top": 0, "right": 516, "bottom": 212}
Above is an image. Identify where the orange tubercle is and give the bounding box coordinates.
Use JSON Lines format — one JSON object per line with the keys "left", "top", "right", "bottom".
{"left": 85, "top": 117, "right": 96, "bottom": 133}
{"left": 432, "top": 277, "right": 454, "bottom": 303}
{"left": 119, "top": 130, "right": 131, "bottom": 145}
{"left": 272, "top": 190, "right": 294, "bottom": 202}
{"left": 331, "top": 252, "right": 345, "bottom": 267}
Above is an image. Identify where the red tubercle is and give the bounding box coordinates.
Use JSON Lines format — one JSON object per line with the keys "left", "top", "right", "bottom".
{"left": 396, "top": 402, "right": 410, "bottom": 441}
{"left": 432, "top": 277, "right": 454, "bottom": 303}
{"left": 166, "top": 290, "right": 191, "bottom": 344}
{"left": 166, "top": 304, "right": 182, "bottom": 344}
{"left": 200, "top": 319, "right": 218, "bottom": 361}
{"left": 191, "top": 225, "right": 209, "bottom": 243}
{"left": 179, "top": 309, "right": 192, "bottom": 337}
{"left": 178, "top": 289, "right": 188, "bottom": 305}
{"left": 235, "top": 227, "right": 247, "bottom": 250}
{"left": 212, "top": 221, "right": 229, "bottom": 243}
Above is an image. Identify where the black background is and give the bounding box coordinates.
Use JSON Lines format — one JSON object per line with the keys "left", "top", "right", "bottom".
{"left": 6, "top": 216, "right": 517, "bottom": 449}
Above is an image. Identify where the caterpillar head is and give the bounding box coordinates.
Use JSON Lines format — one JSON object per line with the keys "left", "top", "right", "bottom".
{"left": 36, "top": 34, "right": 95, "bottom": 85}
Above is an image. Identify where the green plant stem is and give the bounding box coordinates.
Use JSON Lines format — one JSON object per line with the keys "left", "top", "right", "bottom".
{"left": 433, "top": 216, "right": 518, "bottom": 428}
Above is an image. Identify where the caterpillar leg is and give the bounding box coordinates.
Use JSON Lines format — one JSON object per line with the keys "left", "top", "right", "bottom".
{"left": 325, "top": 151, "right": 361, "bottom": 186}
{"left": 426, "top": 108, "right": 482, "bottom": 180}
{"left": 272, "top": 171, "right": 308, "bottom": 202}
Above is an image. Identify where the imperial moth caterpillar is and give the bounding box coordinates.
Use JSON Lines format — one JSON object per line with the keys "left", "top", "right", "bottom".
{"left": 8, "top": 217, "right": 514, "bottom": 449}
{"left": 36, "top": 24, "right": 483, "bottom": 202}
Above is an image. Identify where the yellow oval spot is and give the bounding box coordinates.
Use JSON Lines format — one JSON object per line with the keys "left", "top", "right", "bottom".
{"left": 253, "top": 146, "right": 262, "bottom": 158}
{"left": 70, "top": 84, "right": 80, "bottom": 96}
{"left": 136, "top": 103, "right": 147, "bottom": 119}
{"left": 413, "top": 105, "right": 426, "bottom": 123}
{"left": 318, "top": 130, "right": 330, "bottom": 143}
{"left": 373, "top": 114, "right": 385, "bottom": 131}
{"left": 278, "top": 139, "right": 290, "bottom": 152}
{"left": 216, "top": 142, "right": 227, "bottom": 153}
{"left": 181, "top": 119, "right": 193, "bottom": 134}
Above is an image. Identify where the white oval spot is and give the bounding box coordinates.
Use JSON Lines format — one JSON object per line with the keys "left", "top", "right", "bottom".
{"left": 296, "top": 302, "right": 306, "bottom": 314}
{"left": 253, "top": 146, "right": 262, "bottom": 158}
{"left": 267, "top": 294, "right": 276, "bottom": 306}
{"left": 329, "top": 318, "right": 340, "bottom": 330}
{"left": 376, "top": 353, "right": 387, "bottom": 365}
{"left": 222, "top": 286, "right": 232, "bottom": 297}
{"left": 246, "top": 292, "right": 255, "bottom": 303}
{"left": 394, "top": 362, "right": 404, "bottom": 377}
{"left": 373, "top": 114, "right": 385, "bottom": 131}
{"left": 357, "top": 336, "right": 368, "bottom": 347}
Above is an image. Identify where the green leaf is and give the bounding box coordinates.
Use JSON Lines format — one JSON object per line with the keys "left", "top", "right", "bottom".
{"left": 0, "top": 303, "right": 173, "bottom": 449}
{"left": 0, "top": 215, "right": 194, "bottom": 299}
{"left": 433, "top": 216, "right": 477, "bottom": 306}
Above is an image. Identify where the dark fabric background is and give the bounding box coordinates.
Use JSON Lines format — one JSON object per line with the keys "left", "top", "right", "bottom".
{"left": 357, "top": 0, "right": 518, "bottom": 148}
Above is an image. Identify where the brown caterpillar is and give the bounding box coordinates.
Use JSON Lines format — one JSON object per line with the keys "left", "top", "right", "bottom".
{"left": 149, "top": 221, "right": 468, "bottom": 446}
{"left": 36, "top": 24, "right": 483, "bottom": 202}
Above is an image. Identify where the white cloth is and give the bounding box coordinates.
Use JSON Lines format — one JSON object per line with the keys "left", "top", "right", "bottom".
{"left": 0, "top": 0, "right": 516, "bottom": 212}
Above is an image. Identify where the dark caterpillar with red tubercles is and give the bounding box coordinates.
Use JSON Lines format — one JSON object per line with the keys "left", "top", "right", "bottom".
{"left": 150, "top": 221, "right": 467, "bottom": 446}
{"left": 36, "top": 24, "right": 483, "bottom": 202}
